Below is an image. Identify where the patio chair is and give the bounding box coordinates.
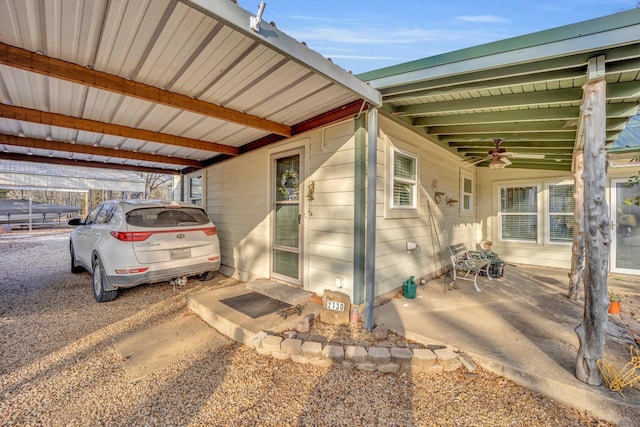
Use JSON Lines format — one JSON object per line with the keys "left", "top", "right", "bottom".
{"left": 446, "top": 243, "right": 492, "bottom": 292}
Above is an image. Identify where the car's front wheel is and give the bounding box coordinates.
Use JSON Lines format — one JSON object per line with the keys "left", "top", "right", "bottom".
{"left": 70, "top": 243, "right": 84, "bottom": 274}
{"left": 92, "top": 256, "right": 117, "bottom": 302}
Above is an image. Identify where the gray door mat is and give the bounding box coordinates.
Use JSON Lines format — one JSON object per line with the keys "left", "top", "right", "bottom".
{"left": 219, "top": 291, "right": 292, "bottom": 319}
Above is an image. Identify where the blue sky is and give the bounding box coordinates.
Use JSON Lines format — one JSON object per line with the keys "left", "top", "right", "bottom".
{"left": 241, "top": 0, "right": 639, "bottom": 74}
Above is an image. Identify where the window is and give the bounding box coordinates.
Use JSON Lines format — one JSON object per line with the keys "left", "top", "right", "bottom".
{"left": 95, "top": 204, "right": 116, "bottom": 224}
{"left": 499, "top": 186, "right": 539, "bottom": 242}
{"left": 392, "top": 149, "right": 417, "bottom": 209}
{"left": 548, "top": 184, "right": 574, "bottom": 243}
{"left": 461, "top": 173, "right": 473, "bottom": 213}
{"left": 189, "top": 175, "right": 202, "bottom": 206}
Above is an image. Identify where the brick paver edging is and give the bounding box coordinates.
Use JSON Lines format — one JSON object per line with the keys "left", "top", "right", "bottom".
{"left": 251, "top": 331, "right": 475, "bottom": 373}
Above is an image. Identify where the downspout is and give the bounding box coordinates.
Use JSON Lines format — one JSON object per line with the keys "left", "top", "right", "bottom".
{"left": 364, "top": 107, "right": 378, "bottom": 331}
{"left": 353, "top": 114, "right": 366, "bottom": 305}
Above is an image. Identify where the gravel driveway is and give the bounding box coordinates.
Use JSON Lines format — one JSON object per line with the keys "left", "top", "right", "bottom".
{"left": 0, "top": 229, "right": 614, "bottom": 426}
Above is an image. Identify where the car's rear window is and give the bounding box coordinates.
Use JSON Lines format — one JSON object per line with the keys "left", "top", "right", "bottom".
{"left": 126, "top": 207, "right": 211, "bottom": 227}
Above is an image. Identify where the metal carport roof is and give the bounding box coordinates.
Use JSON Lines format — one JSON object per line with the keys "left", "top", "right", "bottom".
{"left": 0, "top": 0, "right": 381, "bottom": 175}
{"left": 358, "top": 8, "right": 640, "bottom": 171}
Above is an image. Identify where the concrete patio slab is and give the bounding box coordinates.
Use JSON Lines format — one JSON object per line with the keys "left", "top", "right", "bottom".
{"left": 375, "top": 264, "right": 640, "bottom": 425}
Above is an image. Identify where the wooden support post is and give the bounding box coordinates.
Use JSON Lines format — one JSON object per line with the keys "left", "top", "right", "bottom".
{"left": 568, "top": 150, "right": 584, "bottom": 300}
{"left": 575, "top": 74, "right": 611, "bottom": 385}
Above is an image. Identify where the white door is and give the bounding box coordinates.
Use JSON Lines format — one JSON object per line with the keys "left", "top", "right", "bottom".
{"left": 272, "top": 150, "right": 303, "bottom": 284}
{"left": 610, "top": 179, "right": 640, "bottom": 275}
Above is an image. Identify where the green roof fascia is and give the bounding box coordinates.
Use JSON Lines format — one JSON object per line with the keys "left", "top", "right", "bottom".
{"left": 357, "top": 8, "right": 640, "bottom": 82}
{"left": 608, "top": 146, "right": 640, "bottom": 154}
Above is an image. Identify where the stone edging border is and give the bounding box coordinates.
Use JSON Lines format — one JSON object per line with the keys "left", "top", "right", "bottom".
{"left": 251, "top": 330, "right": 478, "bottom": 374}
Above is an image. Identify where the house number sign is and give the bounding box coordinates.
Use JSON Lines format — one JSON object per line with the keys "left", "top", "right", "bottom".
{"left": 326, "top": 301, "right": 345, "bottom": 311}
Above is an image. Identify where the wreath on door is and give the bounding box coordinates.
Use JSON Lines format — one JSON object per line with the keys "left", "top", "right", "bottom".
{"left": 279, "top": 168, "right": 299, "bottom": 199}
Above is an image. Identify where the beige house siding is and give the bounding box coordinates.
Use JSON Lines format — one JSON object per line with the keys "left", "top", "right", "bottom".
{"left": 375, "top": 116, "right": 478, "bottom": 295}
{"left": 205, "top": 150, "right": 271, "bottom": 282}
{"left": 202, "top": 121, "right": 358, "bottom": 295}
{"left": 306, "top": 121, "right": 357, "bottom": 297}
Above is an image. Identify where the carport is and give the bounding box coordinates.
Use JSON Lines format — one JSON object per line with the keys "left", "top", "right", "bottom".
{"left": 0, "top": 0, "right": 381, "bottom": 173}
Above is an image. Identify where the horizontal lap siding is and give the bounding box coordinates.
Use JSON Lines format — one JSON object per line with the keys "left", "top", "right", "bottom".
{"left": 375, "top": 116, "right": 477, "bottom": 296}
{"left": 306, "top": 122, "right": 356, "bottom": 296}
{"left": 205, "top": 151, "right": 270, "bottom": 281}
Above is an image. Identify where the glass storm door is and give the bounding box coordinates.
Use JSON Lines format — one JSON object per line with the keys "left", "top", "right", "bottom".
{"left": 272, "top": 152, "right": 302, "bottom": 283}
{"left": 611, "top": 179, "right": 640, "bottom": 275}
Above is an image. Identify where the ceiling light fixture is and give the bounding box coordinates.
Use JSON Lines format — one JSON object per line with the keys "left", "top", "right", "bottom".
{"left": 489, "top": 158, "right": 507, "bottom": 170}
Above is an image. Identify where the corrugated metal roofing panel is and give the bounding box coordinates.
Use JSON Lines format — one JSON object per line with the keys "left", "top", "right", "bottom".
{"left": 0, "top": 0, "right": 379, "bottom": 174}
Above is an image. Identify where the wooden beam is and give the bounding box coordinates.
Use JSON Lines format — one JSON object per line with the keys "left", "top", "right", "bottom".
{"left": 0, "top": 153, "right": 180, "bottom": 175}
{"left": 0, "top": 104, "right": 238, "bottom": 156}
{"left": 0, "top": 42, "right": 292, "bottom": 137}
{"left": 396, "top": 88, "right": 583, "bottom": 116}
{"left": 414, "top": 108, "right": 581, "bottom": 127}
{"left": 205, "top": 100, "right": 371, "bottom": 166}
{"left": 293, "top": 100, "right": 368, "bottom": 134}
{"left": 0, "top": 134, "right": 202, "bottom": 168}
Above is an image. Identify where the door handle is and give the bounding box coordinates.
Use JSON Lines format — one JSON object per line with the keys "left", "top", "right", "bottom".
{"left": 298, "top": 214, "right": 301, "bottom": 225}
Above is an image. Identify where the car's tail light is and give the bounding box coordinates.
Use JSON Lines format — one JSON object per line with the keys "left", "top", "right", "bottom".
{"left": 115, "top": 268, "right": 149, "bottom": 274}
{"left": 202, "top": 227, "right": 217, "bottom": 236}
{"left": 208, "top": 256, "right": 220, "bottom": 262}
{"left": 110, "top": 231, "right": 153, "bottom": 242}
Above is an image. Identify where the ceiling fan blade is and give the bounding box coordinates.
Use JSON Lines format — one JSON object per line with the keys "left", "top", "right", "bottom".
{"left": 502, "top": 157, "right": 512, "bottom": 166}
{"left": 506, "top": 152, "right": 545, "bottom": 159}
{"left": 463, "top": 157, "right": 489, "bottom": 167}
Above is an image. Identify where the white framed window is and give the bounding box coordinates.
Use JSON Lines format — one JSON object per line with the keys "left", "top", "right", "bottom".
{"left": 460, "top": 172, "right": 474, "bottom": 214}
{"left": 498, "top": 185, "right": 540, "bottom": 242}
{"left": 391, "top": 148, "right": 418, "bottom": 209}
{"left": 548, "top": 184, "right": 574, "bottom": 244}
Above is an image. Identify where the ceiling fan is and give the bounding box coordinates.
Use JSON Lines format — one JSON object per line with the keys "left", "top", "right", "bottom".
{"left": 465, "top": 139, "right": 545, "bottom": 169}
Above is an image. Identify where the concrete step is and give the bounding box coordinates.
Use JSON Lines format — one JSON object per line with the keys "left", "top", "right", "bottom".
{"left": 187, "top": 285, "right": 320, "bottom": 347}
{"left": 246, "top": 279, "right": 311, "bottom": 306}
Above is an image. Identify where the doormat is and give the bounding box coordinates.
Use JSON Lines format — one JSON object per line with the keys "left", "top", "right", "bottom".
{"left": 220, "top": 291, "right": 292, "bottom": 319}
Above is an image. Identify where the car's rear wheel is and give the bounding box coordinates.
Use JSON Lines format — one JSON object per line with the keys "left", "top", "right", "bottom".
{"left": 70, "top": 243, "right": 83, "bottom": 274}
{"left": 196, "top": 271, "right": 215, "bottom": 281}
{"left": 92, "top": 257, "right": 117, "bottom": 302}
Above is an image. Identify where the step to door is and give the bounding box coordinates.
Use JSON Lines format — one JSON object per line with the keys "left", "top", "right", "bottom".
{"left": 246, "top": 279, "right": 311, "bottom": 306}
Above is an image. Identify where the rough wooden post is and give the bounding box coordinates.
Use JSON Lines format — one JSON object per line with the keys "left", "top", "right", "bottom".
{"left": 568, "top": 150, "right": 584, "bottom": 300}
{"left": 575, "top": 76, "right": 611, "bottom": 385}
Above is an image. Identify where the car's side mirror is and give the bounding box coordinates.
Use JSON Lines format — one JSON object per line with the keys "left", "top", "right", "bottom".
{"left": 68, "top": 218, "right": 82, "bottom": 226}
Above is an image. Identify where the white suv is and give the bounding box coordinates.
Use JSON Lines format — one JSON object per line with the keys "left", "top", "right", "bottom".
{"left": 69, "top": 200, "right": 221, "bottom": 302}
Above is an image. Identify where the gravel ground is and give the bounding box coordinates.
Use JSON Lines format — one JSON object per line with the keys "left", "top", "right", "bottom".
{"left": 0, "top": 229, "right": 618, "bottom": 426}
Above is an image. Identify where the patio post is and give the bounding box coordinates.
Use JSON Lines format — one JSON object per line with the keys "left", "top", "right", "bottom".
{"left": 575, "top": 56, "right": 610, "bottom": 385}
{"left": 364, "top": 107, "right": 378, "bottom": 331}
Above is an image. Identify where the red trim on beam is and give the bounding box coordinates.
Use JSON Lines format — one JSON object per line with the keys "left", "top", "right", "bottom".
{"left": 293, "top": 100, "right": 369, "bottom": 134}
{"left": 202, "top": 100, "right": 370, "bottom": 167}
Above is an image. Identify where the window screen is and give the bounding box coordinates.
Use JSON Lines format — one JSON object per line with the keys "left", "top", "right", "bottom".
{"left": 499, "top": 186, "right": 538, "bottom": 242}
{"left": 392, "top": 150, "right": 417, "bottom": 208}
{"left": 549, "top": 184, "right": 574, "bottom": 243}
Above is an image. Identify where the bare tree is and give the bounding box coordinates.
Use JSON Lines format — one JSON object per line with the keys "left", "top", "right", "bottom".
{"left": 138, "top": 173, "right": 173, "bottom": 199}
